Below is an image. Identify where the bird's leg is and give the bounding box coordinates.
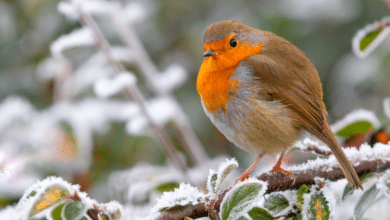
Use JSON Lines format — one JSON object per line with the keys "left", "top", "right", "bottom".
{"left": 269, "top": 150, "right": 294, "bottom": 179}
{"left": 235, "top": 153, "right": 264, "bottom": 184}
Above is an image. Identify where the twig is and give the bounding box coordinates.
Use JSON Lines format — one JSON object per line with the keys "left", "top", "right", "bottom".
{"left": 73, "top": 1, "right": 191, "bottom": 183}
{"left": 154, "top": 156, "right": 390, "bottom": 220}
{"left": 108, "top": 5, "right": 209, "bottom": 168}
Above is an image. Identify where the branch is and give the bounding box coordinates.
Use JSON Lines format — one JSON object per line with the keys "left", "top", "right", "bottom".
{"left": 108, "top": 5, "right": 209, "bottom": 168}
{"left": 154, "top": 144, "right": 390, "bottom": 220}
{"left": 72, "top": 1, "right": 191, "bottom": 183}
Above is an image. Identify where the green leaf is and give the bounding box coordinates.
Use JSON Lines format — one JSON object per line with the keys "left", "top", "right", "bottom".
{"left": 30, "top": 184, "right": 70, "bottom": 217}
{"left": 220, "top": 180, "right": 265, "bottom": 220}
{"left": 335, "top": 121, "right": 374, "bottom": 138}
{"left": 342, "top": 173, "right": 375, "bottom": 201}
{"left": 296, "top": 185, "right": 309, "bottom": 211}
{"left": 355, "top": 184, "right": 380, "bottom": 220}
{"left": 307, "top": 193, "right": 330, "bottom": 220}
{"left": 237, "top": 217, "right": 249, "bottom": 220}
{"left": 208, "top": 171, "right": 218, "bottom": 193}
{"left": 292, "top": 214, "right": 303, "bottom": 220}
{"left": 154, "top": 182, "right": 180, "bottom": 193}
{"left": 248, "top": 207, "right": 273, "bottom": 220}
{"left": 264, "top": 194, "right": 289, "bottom": 214}
{"left": 360, "top": 29, "right": 383, "bottom": 51}
{"left": 63, "top": 201, "right": 85, "bottom": 220}
{"left": 51, "top": 203, "right": 66, "bottom": 220}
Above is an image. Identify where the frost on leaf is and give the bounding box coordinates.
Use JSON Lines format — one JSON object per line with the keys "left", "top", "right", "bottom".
{"left": 94, "top": 72, "right": 137, "bottom": 98}
{"left": 152, "top": 183, "right": 205, "bottom": 213}
{"left": 302, "top": 179, "right": 335, "bottom": 220}
{"left": 264, "top": 193, "right": 289, "bottom": 214}
{"left": 352, "top": 16, "right": 390, "bottom": 58}
{"left": 207, "top": 158, "right": 238, "bottom": 193}
{"left": 331, "top": 109, "right": 380, "bottom": 138}
{"left": 342, "top": 173, "right": 375, "bottom": 201}
{"left": 377, "top": 170, "right": 390, "bottom": 199}
{"left": 219, "top": 178, "right": 267, "bottom": 220}
{"left": 354, "top": 184, "right": 380, "bottom": 220}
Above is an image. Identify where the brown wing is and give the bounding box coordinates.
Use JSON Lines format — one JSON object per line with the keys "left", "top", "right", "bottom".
{"left": 243, "top": 32, "right": 363, "bottom": 189}
{"left": 243, "top": 32, "right": 327, "bottom": 133}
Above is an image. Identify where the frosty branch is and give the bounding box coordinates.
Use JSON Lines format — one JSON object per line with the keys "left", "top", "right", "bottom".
{"left": 72, "top": 1, "right": 191, "bottom": 182}
{"left": 155, "top": 144, "right": 390, "bottom": 220}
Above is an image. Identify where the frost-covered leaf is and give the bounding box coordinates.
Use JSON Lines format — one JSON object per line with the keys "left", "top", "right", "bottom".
{"left": 352, "top": 17, "right": 390, "bottom": 58}
{"left": 63, "top": 201, "right": 85, "bottom": 220}
{"left": 296, "top": 184, "right": 309, "bottom": 211}
{"left": 237, "top": 216, "right": 249, "bottom": 220}
{"left": 342, "top": 173, "right": 375, "bottom": 201}
{"left": 305, "top": 193, "right": 330, "bottom": 220}
{"left": 264, "top": 194, "right": 289, "bottom": 214}
{"left": 331, "top": 109, "right": 380, "bottom": 138}
{"left": 219, "top": 178, "right": 267, "bottom": 220}
{"left": 30, "top": 184, "right": 70, "bottom": 217}
{"left": 50, "top": 27, "right": 94, "bottom": 57}
{"left": 207, "top": 158, "right": 238, "bottom": 193}
{"left": 247, "top": 207, "right": 273, "bottom": 220}
{"left": 354, "top": 184, "right": 380, "bottom": 220}
{"left": 377, "top": 170, "right": 390, "bottom": 198}
{"left": 152, "top": 183, "right": 204, "bottom": 212}
{"left": 207, "top": 169, "right": 218, "bottom": 194}
{"left": 94, "top": 72, "right": 136, "bottom": 98}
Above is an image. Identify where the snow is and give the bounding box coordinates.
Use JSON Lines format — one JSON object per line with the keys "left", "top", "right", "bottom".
{"left": 383, "top": 97, "right": 390, "bottom": 120}
{"left": 331, "top": 109, "right": 381, "bottom": 133}
{"left": 154, "top": 64, "right": 187, "bottom": 93}
{"left": 294, "top": 138, "right": 331, "bottom": 155}
{"left": 123, "top": 2, "right": 147, "bottom": 24}
{"left": 151, "top": 183, "right": 205, "bottom": 214}
{"left": 50, "top": 27, "right": 94, "bottom": 57}
{"left": 290, "top": 142, "right": 390, "bottom": 173}
{"left": 125, "top": 98, "right": 178, "bottom": 135}
{"left": 377, "top": 169, "right": 390, "bottom": 199}
{"left": 352, "top": 17, "right": 390, "bottom": 58}
{"left": 94, "top": 72, "right": 137, "bottom": 98}
{"left": 0, "top": 96, "right": 34, "bottom": 132}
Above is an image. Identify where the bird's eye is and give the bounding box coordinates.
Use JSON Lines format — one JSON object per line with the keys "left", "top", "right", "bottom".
{"left": 230, "top": 38, "right": 237, "bottom": 47}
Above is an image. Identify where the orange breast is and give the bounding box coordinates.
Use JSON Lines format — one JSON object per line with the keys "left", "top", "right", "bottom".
{"left": 197, "top": 34, "right": 263, "bottom": 113}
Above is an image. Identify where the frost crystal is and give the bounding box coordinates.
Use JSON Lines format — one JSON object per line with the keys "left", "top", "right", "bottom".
{"left": 151, "top": 183, "right": 204, "bottom": 213}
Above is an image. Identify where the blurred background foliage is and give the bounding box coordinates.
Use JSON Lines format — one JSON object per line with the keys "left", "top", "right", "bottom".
{"left": 0, "top": 0, "right": 389, "bottom": 207}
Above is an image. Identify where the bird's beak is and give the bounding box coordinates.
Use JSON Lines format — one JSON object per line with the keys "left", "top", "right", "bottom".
{"left": 203, "top": 49, "right": 217, "bottom": 57}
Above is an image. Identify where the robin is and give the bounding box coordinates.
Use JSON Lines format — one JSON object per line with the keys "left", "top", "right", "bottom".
{"left": 197, "top": 20, "right": 362, "bottom": 189}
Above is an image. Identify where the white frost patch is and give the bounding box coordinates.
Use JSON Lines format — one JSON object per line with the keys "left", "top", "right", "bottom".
{"left": 290, "top": 143, "right": 390, "bottom": 173}
{"left": 50, "top": 27, "right": 94, "bottom": 57}
{"left": 94, "top": 72, "right": 137, "bottom": 98}
{"left": 154, "top": 64, "right": 187, "bottom": 93}
{"left": 58, "top": 2, "right": 78, "bottom": 20}
{"left": 125, "top": 98, "right": 178, "bottom": 135}
{"left": 294, "top": 138, "right": 331, "bottom": 154}
{"left": 377, "top": 169, "right": 390, "bottom": 199}
{"left": 331, "top": 109, "right": 380, "bottom": 133}
{"left": 383, "top": 97, "right": 390, "bottom": 120}
{"left": 0, "top": 96, "right": 35, "bottom": 132}
{"left": 151, "top": 183, "right": 204, "bottom": 213}
{"left": 123, "top": 2, "right": 146, "bottom": 24}
{"left": 352, "top": 17, "right": 390, "bottom": 58}
{"left": 0, "top": 205, "right": 19, "bottom": 220}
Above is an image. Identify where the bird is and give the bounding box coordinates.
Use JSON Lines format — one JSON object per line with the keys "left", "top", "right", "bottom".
{"left": 196, "top": 20, "right": 362, "bottom": 189}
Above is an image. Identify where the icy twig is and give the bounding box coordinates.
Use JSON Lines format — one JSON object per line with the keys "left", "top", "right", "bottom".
{"left": 72, "top": 1, "right": 190, "bottom": 183}
{"left": 154, "top": 143, "right": 390, "bottom": 220}
{"left": 108, "top": 4, "right": 208, "bottom": 167}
